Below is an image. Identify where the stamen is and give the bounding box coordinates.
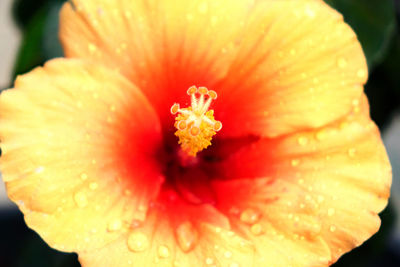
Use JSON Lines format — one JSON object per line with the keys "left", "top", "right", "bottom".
{"left": 171, "top": 86, "right": 222, "bottom": 156}
{"left": 170, "top": 103, "right": 180, "bottom": 115}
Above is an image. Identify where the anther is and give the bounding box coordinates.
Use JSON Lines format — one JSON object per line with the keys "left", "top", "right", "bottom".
{"left": 187, "top": 86, "right": 197, "bottom": 95}
{"left": 178, "top": 121, "right": 187, "bottom": 130}
{"left": 213, "top": 121, "right": 222, "bottom": 131}
{"left": 171, "top": 86, "right": 222, "bottom": 156}
{"left": 170, "top": 103, "right": 180, "bottom": 114}
{"left": 208, "top": 90, "right": 217, "bottom": 100}
{"left": 190, "top": 126, "right": 200, "bottom": 136}
{"left": 198, "top": 87, "right": 208, "bottom": 95}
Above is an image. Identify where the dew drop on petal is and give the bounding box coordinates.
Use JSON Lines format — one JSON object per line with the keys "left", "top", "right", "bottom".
{"left": 348, "top": 148, "right": 356, "bottom": 158}
{"left": 330, "top": 225, "right": 336, "bottom": 232}
{"left": 224, "top": 251, "right": 232, "bottom": 259}
{"left": 74, "top": 192, "right": 88, "bottom": 208}
{"left": 186, "top": 13, "right": 194, "bottom": 21}
{"left": 88, "top": 43, "right": 97, "bottom": 54}
{"left": 107, "top": 219, "right": 122, "bottom": 232}
{"left": 250, "top": 223, "right": 263, "bottom": 236}
{"left": 131, "top": 219, "right": 142, "bottom": 228}
{"left": 176, "top": 221, "right": 198, "bottom": 252}
{"left": 240, "top": 208, "right": 260, "bottom": 224}
{"left": 230, "top": 263, "right": 240, "bottom": 267}
{"left": 127, "top": 231, "right": 149, "bottom": 252}
{"left": 205, "top": 257, "right": 214, "bottom": 265}
{"left": 80, "top": 173, "right": 88, "bottom": 181}
{"left": 158, "top": 245, "right": 170, "bottom": 258}
{"left": 198, "top": 2, "right": 208, "bottom": 14}
{"left": 89, "top": 182, "right": 98, "bottom": 190}
{"left": 337, "top": 57, "right": 347, "bottom": 68}
{"left": 35, "top": 166, "right": 45, "bottom": 174}
{"left": 327, "top": 208, "right": 335, "bottom": 217}
{"left": 357, "top": 69, "right": 366, "bottom": 78}
{"left": 304, "top": 6, "right": 316, "bottom": 18}
{"left": 315, "top": 130, "right": 326, "bottom": 141}
{"left": 298, "top": 136, "right": 308, "bottom": 146}
{"left": 291, "top": 159, "right": 300, "bottom": 167}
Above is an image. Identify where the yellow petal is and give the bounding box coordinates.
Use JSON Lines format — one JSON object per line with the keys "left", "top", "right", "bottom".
{"left": 214, "top": 0, "right": 367, "bottom": 137}
{"left": 0, "top": 58, "right": 163, "bottom": 252}
{"left": 60, "top": 0, "right": 367, "bottom": 138}
{"left": 212, "top": 97, "right": 391, "bottom": 265}
{"left": 79, "top": 206, "right": 255, "bottom": 267}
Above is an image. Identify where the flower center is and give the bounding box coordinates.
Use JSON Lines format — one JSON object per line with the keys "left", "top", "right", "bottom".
{"left": 170, "top": 86, "right": 222, "bottom": 157}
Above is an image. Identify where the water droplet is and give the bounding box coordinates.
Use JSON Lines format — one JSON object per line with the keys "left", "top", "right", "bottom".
{"left": 74, "top": 192, "right": 88, "bottom": 208}
{"left": 240, "top": 208, "right": 260, "bottom": 224}
{"left": 337, "top": 57, "right": 347, "bottom": 68}
{"left": 124, "top": 11, "right": 132, "bottom": 18}
{"left": 80, "top": 173, "right": 88, "bottom": 181}
{"left": 327, "top": 208, "right": 335, "bottom": 217}
{"left": 348, "top": 148, "right": 356, "bottom": 158}
{"left": 138, "top": 205, "right": 146, "bottom": 212}
{"left": 316, "top": 130, "right": 326, "bottom": 141}
{"left": 229, "top": 206, "right": 240, "bottom": 215}
{"left": 89, "top": 182, "right": 98, "bottom": 190}
{"left": 329, "top": 225, "right": 336, "bottom": 232}
{"left": 88, "top": 43, "right": 97, "bottom": 53}
{"left": 131, "top": 219, "right": 142, "bottom": 228}
{"left": 250, "top": 223, "right": 263, "bottom": 236}
{"left": 176, "top": 221, "right": 197, "bottom": 252}
{"left": 127, "top": 231, "right": 149, "bottom": 252}
{"left": 291, "top": 159, "right": 300, "bottom": 167}
{"left": 224, "top": 251, "right": 232, "bottom": 259}
{"left": 107, "top": 219, "right": 122, "bottom": 232}
{"left": 124, "top": 189, "right": 132, "bottom": 196}
{"left": 205, "top": 257, "right": 214, "bottom": 265}
{"left": 357, "top": 69, "right": 366, "bottom": 78}
{"left": 230, "top": 263, "right": 239, "bottom": 267}
{"left": 305, "top": 6, "right": 316, "bottom": 18}
{"left": 198, "top": 2, "right": 208, "bottom": 14}
{"left": 158, "top": 245, "right": 170, "bottom": 258}
{"left": 35, "top": 166, "right": 45, "bottom": 174}
{"left": 186, "top": 13, "right": 194, "bottom": 21}
{"left": 298, "top": 137, "right": 308, "bottom": 146}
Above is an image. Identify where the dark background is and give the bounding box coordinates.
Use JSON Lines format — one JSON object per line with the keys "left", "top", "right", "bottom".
{"left": 1, "top": 0, "right": 400, "bottom": 266}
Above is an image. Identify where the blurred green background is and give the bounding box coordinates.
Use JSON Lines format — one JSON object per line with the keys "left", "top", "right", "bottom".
{"left": 0, "top": 0, "right": 400, "bottom": 266}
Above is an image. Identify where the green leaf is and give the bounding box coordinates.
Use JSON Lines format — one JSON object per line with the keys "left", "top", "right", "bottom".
{"left": 12, "top": 1, "right": 65, "bottom": 78}
{"left": 42, "top": 2, "right": 64, "bottom": 60}
{"left": 324, "top": 0, "right": 396, "bottom": 69}
{"left": 12, "top": 7, "right": 48, "bottom": 77}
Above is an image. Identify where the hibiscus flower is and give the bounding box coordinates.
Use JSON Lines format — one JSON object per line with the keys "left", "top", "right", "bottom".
{"left": 0, "top": 0, "right": 391, "bottom": 266}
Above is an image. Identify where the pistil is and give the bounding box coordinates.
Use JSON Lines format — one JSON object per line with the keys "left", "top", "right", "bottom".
{"left": 171, "top": 86, "right": 222, "bottom": 156}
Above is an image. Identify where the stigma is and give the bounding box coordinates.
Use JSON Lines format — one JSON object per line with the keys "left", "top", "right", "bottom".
{"left": 171, "top": 86, "right": 222, "bottom": 156}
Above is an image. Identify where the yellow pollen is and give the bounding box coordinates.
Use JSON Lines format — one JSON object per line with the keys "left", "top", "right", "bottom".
{"left": 171, "top": 86, "right": 222, "bottom": 156}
